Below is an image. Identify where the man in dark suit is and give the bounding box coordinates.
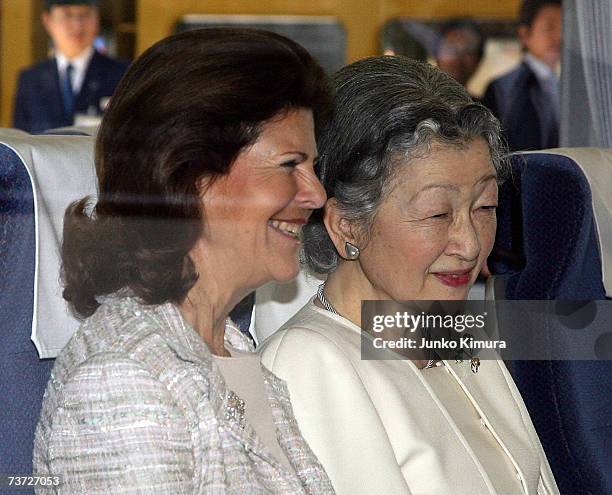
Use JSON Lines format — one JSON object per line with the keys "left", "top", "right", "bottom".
{"left": 482, "top": 0, "right": 562, "bottom": 151}
{"left": 13, "top": 0, "right": 128, "bottom": 133}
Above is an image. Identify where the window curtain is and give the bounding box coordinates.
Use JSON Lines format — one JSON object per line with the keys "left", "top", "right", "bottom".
{"left": 560, "top": 0, "right": 612, "bottom": 147}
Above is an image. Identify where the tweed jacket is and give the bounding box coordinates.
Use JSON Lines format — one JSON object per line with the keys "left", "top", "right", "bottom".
{"left": 33, "top": 294, "right": 334, "bottom": 494}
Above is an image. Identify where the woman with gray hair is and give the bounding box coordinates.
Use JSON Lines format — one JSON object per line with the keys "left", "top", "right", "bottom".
{"left": 260, "top": 56, "right": 559, "bottom": 494}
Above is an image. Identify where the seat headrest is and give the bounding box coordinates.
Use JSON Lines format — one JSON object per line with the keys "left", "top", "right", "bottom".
{"left": 491, "top": 148, "right": 609, "bottom": 299}
{"left": 0, "top": 130, "right": 96, "bottom": 358}
{"left": 544, "top": 148, "right": 611, "bottom": 297}
{"left": 255, "top": 270, "right": 325, "bottom": 344}
{"left": 44, "top": 125, "right": 99, "bottom": 137}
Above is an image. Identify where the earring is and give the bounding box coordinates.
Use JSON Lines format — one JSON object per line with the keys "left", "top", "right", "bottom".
{"left": 344, "top": 241, "right": 360, "bottom": 260}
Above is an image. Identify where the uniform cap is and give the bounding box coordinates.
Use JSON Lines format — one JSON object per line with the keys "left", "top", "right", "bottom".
{"left": 44, "top": 0, "right": 99, "bottom": 10}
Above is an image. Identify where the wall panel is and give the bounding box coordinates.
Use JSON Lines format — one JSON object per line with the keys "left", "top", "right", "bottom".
{"left": 136, "top": 0, "right": 520, "bottom": 61}
{"left": 1, "top": 0, "right": 520, "bottom": 127}
{"left": 1, "top": 0, "right": 38, "bottom": 126}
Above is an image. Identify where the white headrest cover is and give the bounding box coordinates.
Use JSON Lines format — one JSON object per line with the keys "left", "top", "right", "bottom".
{"left": 255, "top": 270, "right": 325, "bottom": 344}
{"left": 0, "top": 130, "right": 96, "bottom": 358}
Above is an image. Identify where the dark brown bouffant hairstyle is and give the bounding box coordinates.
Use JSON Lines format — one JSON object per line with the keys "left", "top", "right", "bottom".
{"left": 62, "top": 28, "right": 330, "bottom": 317}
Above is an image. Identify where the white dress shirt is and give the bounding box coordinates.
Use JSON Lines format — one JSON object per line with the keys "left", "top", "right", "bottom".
{"left": 524, "top": 53, "right": 560, "bottom": 120}
{"left": 55, "top": 46, "right": 95, "bottom": 96}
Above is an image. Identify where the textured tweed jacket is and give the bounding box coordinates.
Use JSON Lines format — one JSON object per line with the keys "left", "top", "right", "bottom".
{"left": 33, "top": 294, "right": 334, "bottom": 494}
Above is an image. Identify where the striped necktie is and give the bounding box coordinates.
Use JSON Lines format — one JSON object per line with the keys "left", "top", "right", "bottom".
{"left": 61, "top": 64, "right": 75, "bottom": 117}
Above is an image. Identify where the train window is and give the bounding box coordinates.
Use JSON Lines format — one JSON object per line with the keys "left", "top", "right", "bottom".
{"left": 175, "top": 14, "right": 346, "bottom": 76}
{"left": 381, "top": 18, "right": 521, "bottom": 98}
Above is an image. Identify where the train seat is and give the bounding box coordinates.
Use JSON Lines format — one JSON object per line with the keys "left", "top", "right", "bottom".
{"left": 251, "top": 271, "right": 324, "bottom": 344}
{"left": 0, "top": 131, "right": 96, "bottom": 485}
{"left": 489, "top": 148, "right": 612, "bottom": 495}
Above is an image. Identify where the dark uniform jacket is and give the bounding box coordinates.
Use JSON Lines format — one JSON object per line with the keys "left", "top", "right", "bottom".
{"left": 13, "top": 50, "right": 128, "bottom": 133}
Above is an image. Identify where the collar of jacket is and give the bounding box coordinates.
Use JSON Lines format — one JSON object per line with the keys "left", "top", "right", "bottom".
{"left": 100, "top": 294, "right": 318, "bottom": 487}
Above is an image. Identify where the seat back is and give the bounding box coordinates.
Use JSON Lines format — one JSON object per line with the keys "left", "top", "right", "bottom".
{"left": 0, "top": 131, "right": 96, "bottom": 485}
{"left": 490, "top": 149, "right": 611, "bottom": 495}
{"left": 0, "top": 144, "right": 54, "bottom": 481}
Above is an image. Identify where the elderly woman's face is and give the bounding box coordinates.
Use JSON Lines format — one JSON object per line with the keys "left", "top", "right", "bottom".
{"left": 358, "top": 137, "right": 497, "bottom": 300}
{"left": 198, "top": 108, "right": 326, "bottom": 289}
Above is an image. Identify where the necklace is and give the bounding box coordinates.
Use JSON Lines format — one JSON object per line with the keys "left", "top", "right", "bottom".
{"left": 317, "top": 283, "right": 479, "bottom": 373}
{"left": 317, "top": 283, "right": 339, "bottom": 315}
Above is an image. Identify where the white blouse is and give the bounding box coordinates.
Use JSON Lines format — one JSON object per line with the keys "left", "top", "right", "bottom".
{"left": 214, "top": 349, "right": 292, "bottom": 471}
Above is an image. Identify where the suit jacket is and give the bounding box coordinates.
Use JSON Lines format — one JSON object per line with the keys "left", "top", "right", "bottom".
{"left": 33, "top": 294, "right": 334, "bottom": 494}
{"left": 482, "top": 62, "right": 559, "bottom": 152}
{"left": 13, "top": 51, "right": 128, "bottom": 133}
{"left": 260, "top": 300, "right": 560, "bottom": 495}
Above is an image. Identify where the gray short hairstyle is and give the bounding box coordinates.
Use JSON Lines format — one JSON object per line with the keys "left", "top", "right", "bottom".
{"left": 303, "top": 55, "right": 507, "bottom": 274}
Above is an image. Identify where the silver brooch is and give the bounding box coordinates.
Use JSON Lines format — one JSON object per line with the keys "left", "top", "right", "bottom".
{"left": 226, "top": 391, "right": 246, "bottom": 429}
{"left": 455, "top": 357, "right": 481, "bottom": 374}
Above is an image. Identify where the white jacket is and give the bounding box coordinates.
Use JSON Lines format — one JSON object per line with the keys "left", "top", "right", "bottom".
{"left": 260, "top": 299, "right": 559, "bottom": 495}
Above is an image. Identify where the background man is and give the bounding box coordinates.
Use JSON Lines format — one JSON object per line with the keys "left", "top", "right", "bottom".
{"left": 435, "top": 18, "right": 486, "bottom": 94}
{"left": 482, "top": 0, "right": 562, "bottom": 151}
{"left": 13, "top": 0, "right": 128, "bottom": 133}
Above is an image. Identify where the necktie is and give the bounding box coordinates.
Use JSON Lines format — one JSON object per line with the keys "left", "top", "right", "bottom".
{"left": 545, "top": 73, "right": 560, "bottom": 123}
{"left": 61, "top": 64, "right": 75, "bottom": 118}
{"left": 543, "top": 74, "right": 560, "bottom": 147}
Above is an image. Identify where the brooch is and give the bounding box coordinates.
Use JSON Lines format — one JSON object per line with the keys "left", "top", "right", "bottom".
{"left": 226, "top": 391, "right": 246, "bottom": 429}
{"left": 455, "top": 357, "right": 481, "bottom": 374}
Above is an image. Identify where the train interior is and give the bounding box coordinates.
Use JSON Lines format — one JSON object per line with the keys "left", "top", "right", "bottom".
{"left": 0, "top": 1, "right": 611, "bottom": 494}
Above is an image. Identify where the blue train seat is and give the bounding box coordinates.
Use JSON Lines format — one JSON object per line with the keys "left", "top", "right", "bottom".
{"left": 489, "top": 149, "right": 612, "bottom": 495}
{"left": 0, "top": 131, "right": 96, "bottom": 492}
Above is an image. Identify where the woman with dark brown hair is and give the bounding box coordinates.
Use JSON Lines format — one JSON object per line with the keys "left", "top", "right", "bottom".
{"left": 33, "top": 28, "right": 334, "bottom": 494}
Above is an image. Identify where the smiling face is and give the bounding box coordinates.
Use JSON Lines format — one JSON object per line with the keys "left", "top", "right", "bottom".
{"left": 348, "top": 137, "right": 497, "bottom": 301}
{"left": 43, "top": 5, "right": 99, "bottom": 59}
{"left": 193, "top": 108, "right": 325, "bottom": 295}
